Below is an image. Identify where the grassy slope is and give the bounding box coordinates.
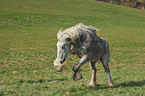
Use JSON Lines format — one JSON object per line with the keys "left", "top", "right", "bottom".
{"left": 0, "top": 0, "right": 145, "bottom": 95}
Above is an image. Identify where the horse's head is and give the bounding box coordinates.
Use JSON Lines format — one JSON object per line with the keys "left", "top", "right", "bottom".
{"left": 54, "top": 29, "right": 72, "bottom": 72}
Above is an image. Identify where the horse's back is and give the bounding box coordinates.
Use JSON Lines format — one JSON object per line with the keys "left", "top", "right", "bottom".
{"left": 86, "top": 36, "right": 108, "bottom": 61}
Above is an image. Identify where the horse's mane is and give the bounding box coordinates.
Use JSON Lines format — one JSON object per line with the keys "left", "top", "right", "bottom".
{"left": 57, "top": 23, "right": 99, "bottom": 43}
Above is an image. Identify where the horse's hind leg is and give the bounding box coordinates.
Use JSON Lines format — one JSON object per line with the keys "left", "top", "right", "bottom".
{"left": 88, "top": 61, "right": 97, "bottom": 87}
{"left": 100, "top": 52, "right": 114, "bottom": 87}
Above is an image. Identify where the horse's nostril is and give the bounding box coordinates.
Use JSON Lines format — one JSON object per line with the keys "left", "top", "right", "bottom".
{"left": 60, "top": 61, "right": 63, "bottom": 64}
{"left": 60, "top": 58, "right": 65, "bottom": 64}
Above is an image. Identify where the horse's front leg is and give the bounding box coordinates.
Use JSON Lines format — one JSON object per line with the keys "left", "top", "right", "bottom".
{"left": 72, "top": 55, "right": 88, "bottom": 81}
{"left": 88, "top": 61, "right": 97, "bottom": 87}
{"left": 73, "top": 55, "right": 88, "bottom": 72}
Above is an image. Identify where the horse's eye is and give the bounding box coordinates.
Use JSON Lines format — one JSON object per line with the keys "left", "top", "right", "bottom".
{"left": 62, "top": 46, "right": 65, "bottom": 49}
{"left": 62, "top": 44, "right": 66, "bottom": 49}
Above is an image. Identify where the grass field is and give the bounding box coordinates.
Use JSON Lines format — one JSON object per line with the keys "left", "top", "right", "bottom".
{"left": 0, "top": 0, "right": 145, "bottom": 95}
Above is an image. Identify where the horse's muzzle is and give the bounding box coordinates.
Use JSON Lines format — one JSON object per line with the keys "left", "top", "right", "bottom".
{"left": 54, "top": 58, "right": 64, "bottom": 72}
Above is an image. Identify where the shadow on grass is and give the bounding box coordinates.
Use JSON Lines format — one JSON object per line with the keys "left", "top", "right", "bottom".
{"left": 115, "top": 80, "right": 145, "bottom": 88}
{"left": 19, "top": 78, "right": 68, "bottom": 83}
{"left": 86, "top": 80, "right": 145, "bottom": 90}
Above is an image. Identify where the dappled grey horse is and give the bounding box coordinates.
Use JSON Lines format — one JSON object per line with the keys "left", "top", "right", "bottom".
{"left": 54, "top": 23, "right": 114, "bottom": 87}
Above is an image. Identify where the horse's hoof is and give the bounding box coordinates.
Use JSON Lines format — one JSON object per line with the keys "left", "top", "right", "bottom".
{"left": 72, "top": 69, "right": 82, "bottom": 81}
{"left": 87, "top": 82, "right": 96, "bottom": 87}
{"left": 108, "top": 83, "right": 114, "bottom": 87}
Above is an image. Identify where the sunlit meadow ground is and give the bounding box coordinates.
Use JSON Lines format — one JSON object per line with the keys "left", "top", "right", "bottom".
{"left": 0, "top": 0, "right": 145, "bottom": 95}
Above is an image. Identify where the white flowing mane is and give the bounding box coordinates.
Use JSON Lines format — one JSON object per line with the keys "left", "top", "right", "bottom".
{"left": 57, "top": 23, "right": 99, "bottom": 41}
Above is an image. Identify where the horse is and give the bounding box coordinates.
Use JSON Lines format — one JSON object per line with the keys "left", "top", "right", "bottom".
{"left": 54, "top": 23, "right": 114, "bottom": 87}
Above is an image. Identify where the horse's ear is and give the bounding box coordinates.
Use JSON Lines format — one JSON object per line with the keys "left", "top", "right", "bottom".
{"left": 65, "top": 38, "right": 71, "bottom": 42}
{"left": 58, "top": 28, "right": 62, "bottom": 33}
{"left": 57, "top": 28, "right": 63, "bottom": 38}
{"left": 57, "top": 28, "right": 62, "bottom": 34}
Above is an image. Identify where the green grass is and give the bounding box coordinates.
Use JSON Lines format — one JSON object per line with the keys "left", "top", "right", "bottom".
{"left": 0, "top": 0, "right": 145, "bottom": 95}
